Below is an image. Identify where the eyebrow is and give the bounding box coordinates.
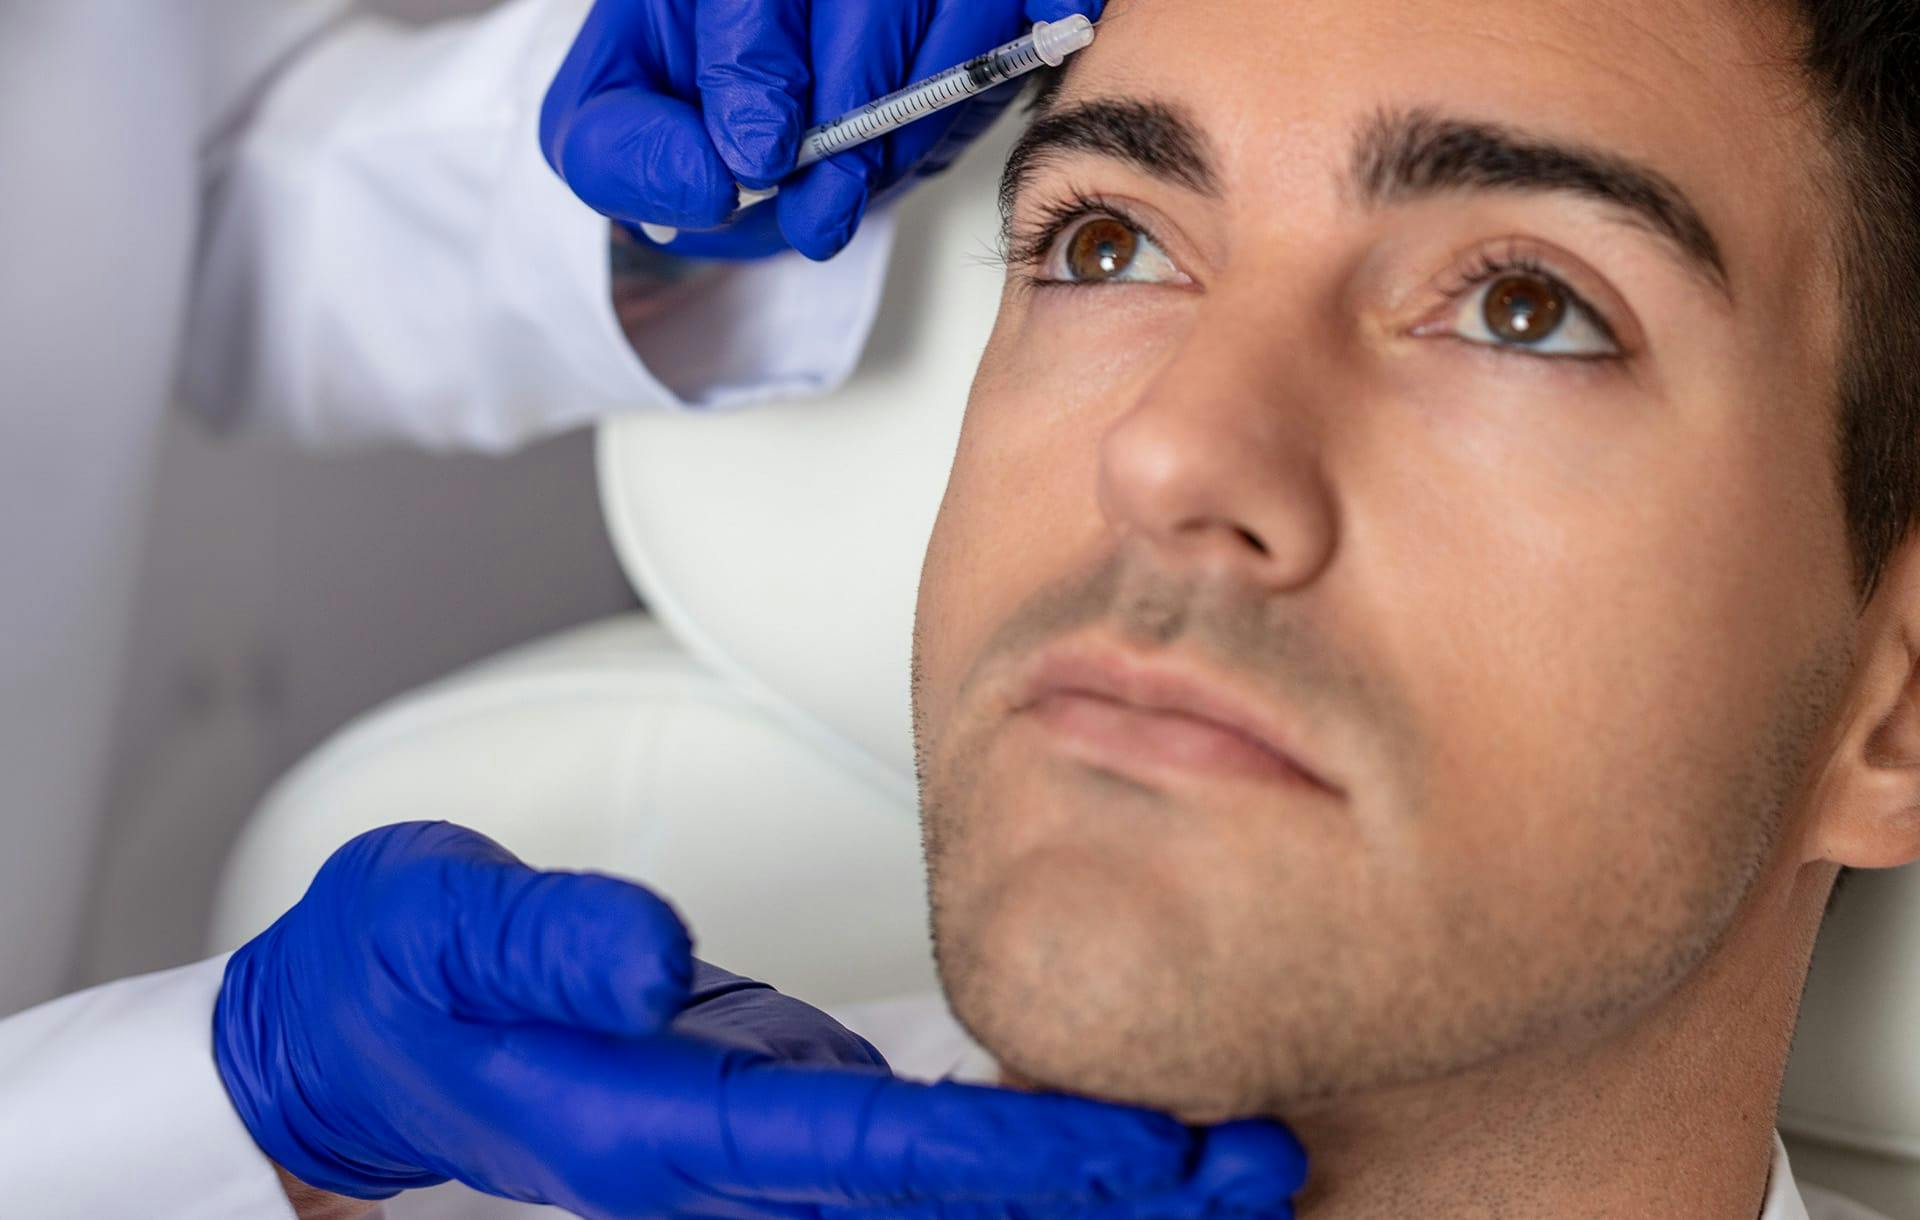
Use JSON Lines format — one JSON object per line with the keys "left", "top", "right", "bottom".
{"left": 1355, "top": 107, "right": 1729, "bottom": 296}
{"left": 999, "top": 97, "right": 1221, "bottom": 223}
{"left": 999, "top": 97, "right": 1731, "bottom": 297}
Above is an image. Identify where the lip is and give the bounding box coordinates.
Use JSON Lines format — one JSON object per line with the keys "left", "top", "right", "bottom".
{"left": 1012, "top": 639, "right": 1340, "bottom": 795}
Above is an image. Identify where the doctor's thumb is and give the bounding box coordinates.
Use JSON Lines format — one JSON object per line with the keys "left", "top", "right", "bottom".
{"left": 548, "top": 88, "right": 739, "bottom": 231}
{"left": 344, "top": 821, "right": 697, "bottom": 1037}
{"left": 430, "top": 858, "right": 697, "bottom": 1037}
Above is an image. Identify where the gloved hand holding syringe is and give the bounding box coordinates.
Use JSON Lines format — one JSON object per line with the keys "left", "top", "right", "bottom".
{"left": 541, "top": 1, "right": 1105, "bottom": 263}
{"left": 636, "top": 15, "right": 1099, "bottom": 245}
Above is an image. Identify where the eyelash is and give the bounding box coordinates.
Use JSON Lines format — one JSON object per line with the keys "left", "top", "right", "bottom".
{"left": 1001, "top": 190, "right": 1160, "bottom": 292}
{"left": 1435, "top": 239, "right": 1622, "bottom": 357}
{"left": 1002, "top": 196, "right": 1624, "bottom": 362}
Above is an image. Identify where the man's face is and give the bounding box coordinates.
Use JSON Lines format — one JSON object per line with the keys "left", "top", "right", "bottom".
{"left": 911, "top": 0, "right": 1862, "bottom": 1121}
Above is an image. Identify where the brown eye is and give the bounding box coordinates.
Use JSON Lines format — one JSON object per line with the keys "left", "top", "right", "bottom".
{"left": 1065, "top": 218, "right": 1140, "bottom": 281}
{"left": 1483, "top": 273, "right": 1568, "bottom": 344}
{"left": 1419, "top": 256, "right": 1619, "bottom": 358}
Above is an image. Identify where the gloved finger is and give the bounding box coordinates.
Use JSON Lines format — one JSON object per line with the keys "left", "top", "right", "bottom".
{"left": 673, "top": 1207, "right": 824, "bottom": 1220}
{"left": 770, "top": 0, "right": 916, "bottom": 261}
{"left": 710, "top": 1066, "right": 1205, "bottom": 1205}
{"left": 399, "top": 1014, "right": 868, "bottom": 1217}
{"left": 540, "top": 0, "right": 624, "bottom": 175}
{"left": 413, "top": 1026, "right": 782, "bottom": 1215}
{"left": 1161, "top": 1120, "right": 1309, "bottom": 1212}
{"left": 813, "top": 1121, "right": 1304, "bottom": 1219}
{"left": 825, "top": 1203, "right": 1290, "bottom": 1220}
{"left": 425, "top": 848, "right": 695, "bottom": 1036}
{"left": 542, "top": 0, "right": 696, "bottom": 168}
{"left": 773, "top": 158, "right": 871, "bottom": 263}
{"left": 697, "top": 0, "right": 812, "bottom": 188}
{"left": 420, "top": 1028, "right": 1218, "bottom": 1219}
{"left": 551, "top": 87, "right": 739, "bottom": 229}
{"left": 673, "top": 961, "right": 890, "bottom": 1068}
{"left": 1025, "top": 0, "right": 1106, "bottom": 23}
{"left": 673, "top": 1198, "right": 1292, "bottom": 1220}
{"left": 913, "top": 1126, "right": 1303, "bottom": 1220}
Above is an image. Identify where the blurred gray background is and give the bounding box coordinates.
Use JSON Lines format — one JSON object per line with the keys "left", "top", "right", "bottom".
{"left": 70, "top": 0, "right": 640, "bottom": 990}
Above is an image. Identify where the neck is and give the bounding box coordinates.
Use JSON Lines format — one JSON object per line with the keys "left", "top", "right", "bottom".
{"left": 1277, "top": 871, "right": 1828, "bottom": 1220}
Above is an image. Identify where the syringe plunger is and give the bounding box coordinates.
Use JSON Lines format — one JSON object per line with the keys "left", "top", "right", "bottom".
{"left": 1033, "top": 14, "right": 1096, "bottom": 67}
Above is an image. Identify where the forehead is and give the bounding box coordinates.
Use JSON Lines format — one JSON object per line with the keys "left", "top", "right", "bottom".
{"left": 1057, "top": 0, "right": 1832, "bottom": 301}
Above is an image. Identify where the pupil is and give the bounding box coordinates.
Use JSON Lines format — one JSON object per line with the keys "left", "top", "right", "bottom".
{"left": 1068, "top": 219, "right": 1138, "bottom": 281}
{"left": 1485, "top": 274, "right": 1567, "bottom": 344}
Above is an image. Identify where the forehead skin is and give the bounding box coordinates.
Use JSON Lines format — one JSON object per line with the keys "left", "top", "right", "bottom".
{"left": 1042, "top": 0, "right": 1839, "bottom": 331}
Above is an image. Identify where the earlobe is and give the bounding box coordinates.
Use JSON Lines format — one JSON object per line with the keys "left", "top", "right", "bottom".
{"left": 1807, "top": 543, "right": 1920, "bottom": 870}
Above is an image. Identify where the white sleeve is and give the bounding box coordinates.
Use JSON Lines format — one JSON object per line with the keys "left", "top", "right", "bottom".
{"left": 0, "top": 957, "right": 294, "bottom": 1220}
{"left": 180, "top": 0, "right": 897, "bottom": 454}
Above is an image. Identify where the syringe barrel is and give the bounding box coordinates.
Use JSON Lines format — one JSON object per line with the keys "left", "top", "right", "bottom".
{"left": 794, "top": 17, "right": 1094, "bottom": 169}
{"left": 795, "top": 57, "right": 992, "bottom": 168}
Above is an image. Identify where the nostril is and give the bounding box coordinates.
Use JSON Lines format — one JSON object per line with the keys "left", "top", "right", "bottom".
{"left": 1234, "top": 525, "right": 1267, "bottom": 555}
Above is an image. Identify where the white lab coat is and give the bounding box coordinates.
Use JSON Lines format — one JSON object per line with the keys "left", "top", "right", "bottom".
{"left": 0, "top": 0, "right": 892, "bottom": 1213}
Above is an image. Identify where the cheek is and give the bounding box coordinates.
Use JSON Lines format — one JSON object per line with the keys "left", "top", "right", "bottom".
{"left": 1349, "top": 361, "right": 1846, "bottom": 907}
{"left": 975, "top": 288, "right": 1196, "bottom": 425}
{"left": 920, "top": 293, "right": 1195, "bottom": 710}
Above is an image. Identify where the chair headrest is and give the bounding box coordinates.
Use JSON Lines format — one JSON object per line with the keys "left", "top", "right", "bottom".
{"left": 595, "top": 117, "right": 1022, "bottom": 803}
{"left": 1782, "top": 864, "right": 1920, "bottom": 1159}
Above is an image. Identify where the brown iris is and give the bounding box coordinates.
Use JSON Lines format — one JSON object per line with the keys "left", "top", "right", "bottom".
{"left": 1483, "top": 273, "right": 1569, "bottom": 344}
{"left": 1065, "top": 218, "right": 1139, "bottom": 281}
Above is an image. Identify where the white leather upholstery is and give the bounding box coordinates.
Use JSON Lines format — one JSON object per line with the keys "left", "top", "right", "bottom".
{"left": 207, "top": 616, "right": 934, "bottom": 1005}
{"left": 1780, "top": 868, "right": 1920, "bottom": 1216}
{"left": 593, "top": 117, "right": 1017, "bottom": 805}
{"left": 209, "top": 110, "right": 1920, "bottom": 1213}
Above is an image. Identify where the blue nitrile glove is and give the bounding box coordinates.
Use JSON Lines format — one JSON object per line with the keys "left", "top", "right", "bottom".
{"left": 540, "top": 0, "right": 1105, "bottom": 262}
{"left": 214, "top": 822, "right": 1309, "bottom": 1219}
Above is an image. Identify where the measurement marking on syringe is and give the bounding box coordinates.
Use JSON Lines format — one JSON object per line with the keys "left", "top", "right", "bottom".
{"left": 794, "top": 18, "right": 1094, "bottom": 168}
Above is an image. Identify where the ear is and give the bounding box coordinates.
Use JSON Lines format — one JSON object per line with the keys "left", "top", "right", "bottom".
{"left": 1805, "top": 533, "right": 1920, "bottom": 869}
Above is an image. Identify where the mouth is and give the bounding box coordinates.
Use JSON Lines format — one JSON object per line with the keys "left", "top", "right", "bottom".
{"left": 1010, "top": 639, "right": 1340, "bottom": 796}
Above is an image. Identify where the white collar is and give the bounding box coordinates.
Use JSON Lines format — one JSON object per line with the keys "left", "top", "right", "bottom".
{"left": 1763, "top": 1129, "right": 1813, "bottom": 1220}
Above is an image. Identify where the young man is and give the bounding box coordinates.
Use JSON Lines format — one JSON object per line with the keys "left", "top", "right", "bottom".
{"left": 908, "top": 0, "right": 1918, "bottom": 1215}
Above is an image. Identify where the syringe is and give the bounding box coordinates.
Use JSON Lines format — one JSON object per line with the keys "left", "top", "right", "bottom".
{"left": 639, "top": 15, "right": 1097, "bottom": 245}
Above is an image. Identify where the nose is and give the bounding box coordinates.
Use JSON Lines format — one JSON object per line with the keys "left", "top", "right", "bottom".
{"left": 1096, "top": 300, "right": 1340, "bottom": 592}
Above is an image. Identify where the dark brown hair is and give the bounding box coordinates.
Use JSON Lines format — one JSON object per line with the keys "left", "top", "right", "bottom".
{"left": 1790, "top": 1, "right": 1920, "bottom": 909}
{"left": 1795, "top": 1, "right": 1920, "bottom": 605}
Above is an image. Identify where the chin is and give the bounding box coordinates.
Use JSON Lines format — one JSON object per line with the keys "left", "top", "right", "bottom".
{"left": 930, "top": 844, "right": 1273, "bottom": 1122}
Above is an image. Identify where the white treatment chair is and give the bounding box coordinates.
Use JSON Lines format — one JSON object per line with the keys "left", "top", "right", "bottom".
{"left": 203, "top": 114, "right": 1023, "bottom": 1009}
{"left": 205, "top": 115, "right": 1920, "bottom": 1218}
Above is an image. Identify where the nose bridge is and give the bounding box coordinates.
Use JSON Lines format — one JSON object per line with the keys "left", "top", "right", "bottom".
{"left": 1097, "top": 285, "right": 1340, "bottom": 589}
